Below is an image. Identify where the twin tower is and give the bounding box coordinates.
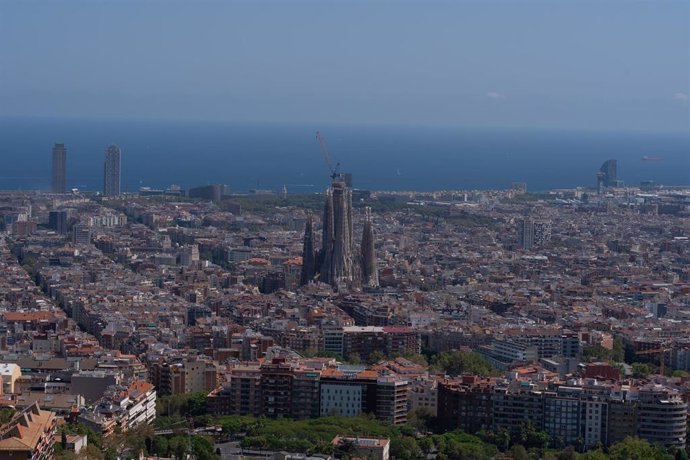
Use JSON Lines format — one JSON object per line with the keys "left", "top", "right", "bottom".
{"left": 300, "top": 180, "right": 378, "bottom": 291}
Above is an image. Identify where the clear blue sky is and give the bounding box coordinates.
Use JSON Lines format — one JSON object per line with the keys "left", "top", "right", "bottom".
{"left": 1, "top": 0, "right": 688, "bottom": 131}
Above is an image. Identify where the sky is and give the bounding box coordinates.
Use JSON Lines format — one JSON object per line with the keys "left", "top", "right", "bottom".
{"left": 0, "top": 0, "right": 688, "bottom": 132}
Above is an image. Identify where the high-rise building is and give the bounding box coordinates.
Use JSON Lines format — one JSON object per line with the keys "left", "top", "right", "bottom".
{"left": 597, "top": 159, "right": 619, "bottom": 193}
{"left": 51, "top": 143, "right": 67, "bottom": 193}
{"left": 517, "top": 219, "right": 535, "bottom": 250}
{"left": 533, "top": 220, "right": 552, "bottom": 247}
{"left": 517, "top": 219, "right": 551, "bottom": 250}
{"left": 103, "top": 145, "right": 121, "bottom": 196}
{"left": 72, "top": 224, "right": 91, "bottom": 246}
{"left": 48, "top": 210, "right": 68, "bottom": 234}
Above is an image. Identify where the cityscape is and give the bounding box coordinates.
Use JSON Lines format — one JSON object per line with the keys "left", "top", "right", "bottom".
{"left": 0, "top": 1, "right": 688, "bottom": 460}
{"left": 0, "top": 141, "right": 689, "bottom": 459}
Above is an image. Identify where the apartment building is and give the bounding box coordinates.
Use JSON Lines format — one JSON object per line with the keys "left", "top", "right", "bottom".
{"left": 0, "top": 403, "right": 56, "bottom": 460}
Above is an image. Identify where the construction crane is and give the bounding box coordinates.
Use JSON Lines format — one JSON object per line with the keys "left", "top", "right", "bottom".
{"left": 316, "top": 131, "right": 341, "bottom": 181}
{"left": 636, "top": 346, "right": 672, "bottom": 376}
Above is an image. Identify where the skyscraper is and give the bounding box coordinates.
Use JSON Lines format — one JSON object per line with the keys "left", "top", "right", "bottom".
{"left": 103, "top": 145, "right": 121, "bottom": 196}
{"left": 517, "top": 219, "right": 535, "bottom": 250}
{"left": 51, "top": 143, "right": 67, "bottom": 193}
{"left": 597, "top": 159, "right": 617, "bottom": 192}
{"left": 517, "top": 219, "right": 551, "bottom": 250}
{"left": 48, "top": 210, "right": 68, "bottom": 234}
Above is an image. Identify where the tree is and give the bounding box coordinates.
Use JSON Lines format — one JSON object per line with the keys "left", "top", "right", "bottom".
{"left": 188, "top": 392, "right": 209, "bottom": 416}
{"left": 170, "top": 437, "right": 188, "bottom": 460}
{"left": 579, "top": 451, "right": 609, "bottom": 460}
{"left": 632, "top": 363, "right": 651, "bottom": 379}
{"left": 407, "top": 407, "right": 438, "bottom": 434}
{"left": 418, "top": 437, "right": 434, "bottom": 454}
{"left": 516, "top": 422, "right": 549, "bottom": 449}
{"left": 401, "top": 353, "right": 429, "bottom": 366}
{"left": 0, "top": 409, "right": 15, "bottom": 424}
{"left": 430, "top": 351, "right": 498, "bottom": 377}
{"left": 152, "top": 436, "right": 169, "bottom": 457}
{"left": 390, "top": 437, "right": 422, "bottom": 460}
{"left": 508, "top": 445, "right": 529, "bottom": 460}
{"left": 609, "top": 436, "right": 659, "bottom": 460}
{"left": 671, "top": 370, "right": 690, "bottom": 378}
{"left": 367, "top": 350, "right": 385, "bottom": 364}
{"left": 556, "top": 446, "right": 576, "bottom": 460}
{"left": 612, "top": 339, "right": 625, "bottom": 362}
{"left": 345, "top": 354, "right": 361, "bottom": 365}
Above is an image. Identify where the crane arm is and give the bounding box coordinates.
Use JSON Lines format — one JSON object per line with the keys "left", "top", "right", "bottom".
{"left": 316, "top": 131, "right": 340, "bottom": 180}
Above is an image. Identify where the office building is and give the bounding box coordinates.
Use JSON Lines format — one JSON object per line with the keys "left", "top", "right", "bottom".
{"left": 597, "top": 159, "right": 622, "bottom": 192}
{"left": 517, "top": 219, "right": 535, "bottom": 250}
{"left": 48, "top": 210, "right": 68, "bottom": 234}
{"left": 51, "top": 143, "right": 67, "bottom": 193}
{"left": 186, "top": 304, "right": 212, "bottom": 326}
{"left": 103, "top": 144, "right": 121, "bottom": 196}
{"left": 517, "top": 219, "right": 551, "bottom": 250}
{"left": 72, "top": 224, "right": 91, "bottom": 246}
{"left": 188, "top": 184, "right": 229, "bottom": 202}
{"left": 533, "top": 220, "right": 552, "bottom": 247}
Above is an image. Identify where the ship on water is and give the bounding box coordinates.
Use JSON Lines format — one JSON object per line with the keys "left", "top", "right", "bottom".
{"left": 642, "top": 155, "right": 663, "bottom": 161}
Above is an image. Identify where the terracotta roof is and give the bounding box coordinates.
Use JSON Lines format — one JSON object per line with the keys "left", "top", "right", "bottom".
{"left": 128, "top": 380, "right": 154, "bottom": 398}
{"left": 3, "top": 312, "right": 60, "bottom": 322}
{"left": 0, "top": 403, "right": 55, "bottom": 453}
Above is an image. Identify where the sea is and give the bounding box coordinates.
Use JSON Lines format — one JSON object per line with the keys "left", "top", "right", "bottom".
{"left": 0, "top": 117, "right": 688, "bottom": 193}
